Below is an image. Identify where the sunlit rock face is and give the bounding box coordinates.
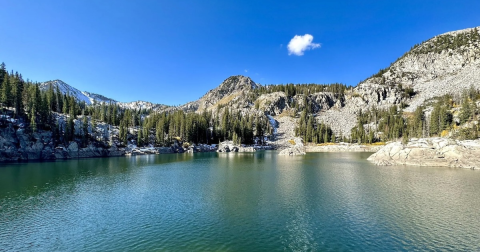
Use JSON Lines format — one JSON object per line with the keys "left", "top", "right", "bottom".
{"left": 368, "top": 137, "right": 480, "bottom": 169}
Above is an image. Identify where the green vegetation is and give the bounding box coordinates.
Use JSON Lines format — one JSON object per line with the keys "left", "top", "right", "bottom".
{"left": 295, "top": 109, "right": 334, "bottom": 143}
{"left": 413, "top": 28, "right": 480, "bottom": 55}
{"left": 294, "top": 96, "right": 335, "bottom": 143}
{"left": 137, "top": 108, "right": 269, "bottom": 147}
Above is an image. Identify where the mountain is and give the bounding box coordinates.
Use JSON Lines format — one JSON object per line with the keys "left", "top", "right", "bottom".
{"left": 39, "top": 79, "right": 169, "bottom": 111}
{"left": 40, "top": 26, "right": 480, "bottom": 138}
{"left": 159, "top": 75, "right": 260, "bottom": 113}
{"left": 317, "top": 26, "right": 480, "bottom": 135}
{"left": 156, "top": 27, "right": 480, "bottom": 138}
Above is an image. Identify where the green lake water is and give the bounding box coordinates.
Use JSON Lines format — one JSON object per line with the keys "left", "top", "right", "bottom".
{"left": 1, "top": 151, "right": 479, "bottom": 251}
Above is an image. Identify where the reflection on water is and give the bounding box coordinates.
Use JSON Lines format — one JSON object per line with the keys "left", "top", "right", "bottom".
{"left": 1, "top": 151, "right": 480, "bottom": 251}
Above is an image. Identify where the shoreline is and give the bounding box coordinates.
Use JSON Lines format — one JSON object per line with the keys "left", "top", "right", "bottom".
{"left": 305, "top": 143, "right": 384, "bottom": 153}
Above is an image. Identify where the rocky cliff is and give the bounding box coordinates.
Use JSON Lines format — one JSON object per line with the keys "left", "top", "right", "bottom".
{"left": 0, "top": 124, "right": 123, "bottom": 162}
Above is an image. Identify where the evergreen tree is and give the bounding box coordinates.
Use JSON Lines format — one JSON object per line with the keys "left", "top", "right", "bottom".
{"left": 82, "top": 115, "right": 89, "bottom": 146}
{"left": 30, "top": 107, "right": 37, "bottom": 132}
{"left": 430, "top": 102, "right": 441, "bottom": 136}
{"left": 1, "top": 73, "right": 12, "bottom": 107}
{"left": 13, "top": 74, "right": 24, "bottom": 117}
{"left": 460, "top": 97, "right": 472, "bottom": 124}
{"left": 137, "top": 127, "right": 143, "bottom": 147}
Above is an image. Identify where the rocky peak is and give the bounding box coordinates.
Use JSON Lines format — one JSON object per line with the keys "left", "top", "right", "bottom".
{"left": 216, "top": 75, "right": 259, "bottom": 92}
{"left": 191, "top": 75, "right": 259, "bottom": 111}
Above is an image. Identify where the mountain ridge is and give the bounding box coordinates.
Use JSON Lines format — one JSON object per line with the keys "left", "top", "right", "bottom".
{"left": 39, "top": 26, "right": 480, "bottom": 137}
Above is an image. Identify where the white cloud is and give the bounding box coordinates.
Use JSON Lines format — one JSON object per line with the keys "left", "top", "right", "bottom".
{"left": 244, "top": 69, "right": 248, "bottom": 73}
{"left": 287, "top": 34, "right": 320, "bottom": 56}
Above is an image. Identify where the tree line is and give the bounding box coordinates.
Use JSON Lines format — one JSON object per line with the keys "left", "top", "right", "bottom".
{"left": 124, "top": 107, "right": 270, "bottom": 147}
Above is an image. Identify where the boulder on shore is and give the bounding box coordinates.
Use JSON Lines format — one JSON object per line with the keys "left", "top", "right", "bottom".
{"left": 278, "top": 137, "right": 306, "bottom": 156}
{"left": 367, "top": 138, "right": 480, "bottom": 169}
{"left": 217, "top": 141, "right": 256, "bottom": 152}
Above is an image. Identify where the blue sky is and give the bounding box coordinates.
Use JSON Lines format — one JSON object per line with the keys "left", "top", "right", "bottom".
{"left": 1, "top": 0, "right": 479, "bottom": 105}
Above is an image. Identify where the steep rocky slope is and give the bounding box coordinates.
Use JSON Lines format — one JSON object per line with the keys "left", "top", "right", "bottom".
{"left": 318, "top": 26, "right": 480, "bottom": 135}
{"left": 366, "top": 27, "right": 480, "bottom": 112}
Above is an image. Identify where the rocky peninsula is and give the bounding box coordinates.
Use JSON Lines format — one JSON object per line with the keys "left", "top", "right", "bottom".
{"left": 367, "top": 138, "right": 480, "bottom": 169}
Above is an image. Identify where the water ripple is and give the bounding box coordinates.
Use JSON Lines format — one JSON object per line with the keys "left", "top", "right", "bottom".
{"left": 0, "top": 152, "right": 479, "bottom": 251}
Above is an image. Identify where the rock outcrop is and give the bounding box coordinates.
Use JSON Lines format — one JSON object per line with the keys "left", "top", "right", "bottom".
{"left": 0, "top": 125, "right": 123, "bottom": 162}
{"left": 367, "top": 138, "right": 480, "bottom": 169}
{"left": 278, "top": 137, "right": 306, "bottom": 156}
{"left": 217, "top": 141, "right": 256, "bottom": 153}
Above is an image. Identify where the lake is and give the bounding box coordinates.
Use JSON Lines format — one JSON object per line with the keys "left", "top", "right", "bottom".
{"left": 1, "top": 151, "right": 479, "bottom": 251}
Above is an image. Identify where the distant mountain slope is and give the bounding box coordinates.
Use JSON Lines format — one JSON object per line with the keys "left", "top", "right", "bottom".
{"left": 39, "top": 79, "right": 169, "bottom": 111}
{"left": 82, "top": 91, "right": 117, "bottom": 104}
{"left": 40, "top": 80, "right": 93, "bottom": 104}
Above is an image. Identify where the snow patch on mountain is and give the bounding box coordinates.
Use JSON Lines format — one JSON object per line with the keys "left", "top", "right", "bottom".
{"left": 82, "top": 91, "right": 117, "bottom": 105}
{"left": 40, "top": 80, "right": 92, "bottom": 105}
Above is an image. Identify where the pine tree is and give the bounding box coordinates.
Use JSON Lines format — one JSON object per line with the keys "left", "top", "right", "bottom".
{"left": 460, "top": 97, "right": 472, "bottom": 124}
{"left": 413, "top": 106, "right": 424, "bottom": 137}
{"left": 56, "top": 85, "right": 62, "bottom": 113}
{"left": 0, "top": 63, "right": 6, "bottom": 87}
{"left": 430, "top": 102, "right": 441, "bottom": 136}
{"left": 82, "top": 115, "right": 89, "bottom": 146}
{"left": 1, "top": 74, "right": 12, "bottom": 107}
{"left": 137, "top": 127, "right": 143, "bottom": 147}
{"left": 30, "top": 107, "right": 37, "bottom": 132}
{"left": 90, "top": 118, "right": 97, "bottom": 141}
{"left": 13, "top": 74, "right": 24, "bottom": 117}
